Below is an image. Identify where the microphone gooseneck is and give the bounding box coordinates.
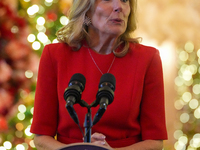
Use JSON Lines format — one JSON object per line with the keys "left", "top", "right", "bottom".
{"left": 92, "top": 73, "right": 116, "bottom": 125}
{"left": 63, "top": 73, "right": 86, "bottom": 124}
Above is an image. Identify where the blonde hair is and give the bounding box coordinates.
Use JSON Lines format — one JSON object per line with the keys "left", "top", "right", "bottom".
{"left": 56, "top": 0, "right": 139, "bottom": 57}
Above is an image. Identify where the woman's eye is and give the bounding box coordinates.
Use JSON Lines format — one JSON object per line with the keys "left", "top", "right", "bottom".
{"left": 121, "top": 0, "right": 129, "bottom": 2}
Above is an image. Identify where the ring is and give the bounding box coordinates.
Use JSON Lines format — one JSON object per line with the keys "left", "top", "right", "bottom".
{"left": 102, "top": 141, "right": 106, "bottom": 145}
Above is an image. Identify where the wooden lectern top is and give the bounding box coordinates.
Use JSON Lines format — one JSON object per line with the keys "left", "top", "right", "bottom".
{"left": 58, "top": 143, "right": 114, "bottom": 150}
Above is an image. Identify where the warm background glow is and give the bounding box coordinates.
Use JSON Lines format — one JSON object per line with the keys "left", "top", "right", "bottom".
{"left": 136, "top": 1, "right": 200, "bottom": 149}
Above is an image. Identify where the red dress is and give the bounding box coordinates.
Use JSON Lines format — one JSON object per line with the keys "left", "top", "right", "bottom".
{"left": 30, "top": 42, "right": 168, "bottom": 148}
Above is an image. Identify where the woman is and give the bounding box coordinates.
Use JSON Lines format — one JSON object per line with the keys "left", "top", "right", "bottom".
{"left": 30, "top": 0, "right": 168, "bottom": 149}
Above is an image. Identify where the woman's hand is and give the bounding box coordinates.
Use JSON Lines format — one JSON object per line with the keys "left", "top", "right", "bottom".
{"left": 91, "top": 132, "right": 113, "bottom": 150}
{"left": 34, "top": 134, "right": 67, "bottom": 150}
{"left": 90, "top": 133, "right": 163, "bottom": 150}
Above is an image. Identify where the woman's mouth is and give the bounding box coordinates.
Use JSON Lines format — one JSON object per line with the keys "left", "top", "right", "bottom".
{"left": 111, "top": 18, "right": 123, "bottom": 24}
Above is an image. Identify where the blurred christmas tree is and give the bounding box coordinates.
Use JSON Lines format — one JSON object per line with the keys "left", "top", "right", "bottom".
{"left": 0, "top": 0, "right": 71, "bottom": 149}
{"left": 174, "top": 42, "right": 200, "bottom": 149}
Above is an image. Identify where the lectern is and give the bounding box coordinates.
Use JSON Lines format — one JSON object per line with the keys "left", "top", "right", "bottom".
{"left": 59, "top": 143, "right": 112, "bottom": 150}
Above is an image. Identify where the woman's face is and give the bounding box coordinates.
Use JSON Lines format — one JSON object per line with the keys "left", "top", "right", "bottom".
{"left": 89, "top": 0, "right": 131, "bottom": 37}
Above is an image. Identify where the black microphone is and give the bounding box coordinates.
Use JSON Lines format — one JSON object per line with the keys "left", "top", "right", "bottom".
{"left": 63, "top": 73, "right": 86, "bottom": 124}
{"left": 92, "top": 73, "right": 116, "bottom": 125}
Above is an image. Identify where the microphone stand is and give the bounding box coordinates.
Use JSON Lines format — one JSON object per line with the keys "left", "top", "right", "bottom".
{"left": 83, "top": 107, "right": 92, "bottom": 142}
{"left": 66, "top": 99, "right": 106, "bottom": 143}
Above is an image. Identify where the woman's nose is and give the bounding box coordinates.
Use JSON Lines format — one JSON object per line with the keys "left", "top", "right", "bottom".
{"left": 113, "top": 0, "right": 123, "bottom": 12}
{"left": 114, "top": 7, "right": 122, "bottom": 12}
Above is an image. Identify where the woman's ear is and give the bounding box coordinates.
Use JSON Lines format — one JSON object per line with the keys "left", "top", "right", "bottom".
{"left": 86, "top": 9, "right": 92, "bottom": 19}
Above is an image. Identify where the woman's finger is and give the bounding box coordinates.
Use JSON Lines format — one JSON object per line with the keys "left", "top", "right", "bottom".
{"left": 92, "top": 140, "right": 106, "bottom": 145}
{"left": 91, "top": 132, "right": 106, "bottom": 140}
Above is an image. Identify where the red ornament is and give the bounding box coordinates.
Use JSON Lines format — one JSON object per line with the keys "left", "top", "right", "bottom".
{"left": 0, "top": 116, "right": 8, "bottom": 131}
{"left": 47, "top": 12, "right": 57, "bottom": 21}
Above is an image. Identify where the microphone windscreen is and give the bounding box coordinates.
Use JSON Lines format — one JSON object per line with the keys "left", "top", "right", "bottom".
{"left": 99, "top": 73, "right": 116, "bottom": 90}
{"left": 69, "top": 73, "right": 86, "bottom": 86}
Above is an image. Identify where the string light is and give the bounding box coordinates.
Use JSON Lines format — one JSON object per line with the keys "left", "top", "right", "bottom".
{"left": 18, "top": 104, "right": 26, "bottom": 113}
{"left": 37, "top": 32, "right": 48, "bottom": 43}
{"left": 179, "top": 135, "right": 188, "bottom": 146}
{"left": 3, "top": 141, "right": 12, "bottom": 149}
{"left": 0, "top": 147, "right": 6, "bottom": 150}
{"left": 17, "top": 113, "right": 25, "bottom": 121}
{"left": 52, "top": 38, "right": 59, "bottom": 43}
{"left": 194, "top": 107, "right": 200, "bottom": 119}
{"left": 29, "top": 140, "right": 35, "bottom": 148}
{"left": 16, "top": 144, "right": 25, "bottom": 150}
{"left": 193, "top": 84, "right": 200, "bottom": 95}
{"left": 24, "top": 126, "right": 32, "bottom": 136}
{"left": 27, "top": 5, "right": 39, "bottom": 16}
{"left": 174, "top": 100, "right": 185, "bottom": 110}
{"left": 11, "top": 26, "right": 19, "bottom": 33}
{"left": 174, "top": 130, "right": 184, "bottom": 140}
{"left": 182, "top": 92, "right": 192, "bottom": 103}
{"left": 25, "top": 70, "right": 34, "bottom": 79}
{"left": 16, "top": 123, "right": 24, "bottom": 131}
{"left": 44, "top": 1, "right": 53, "bottom": 7}
{"left": 175, "top": 76, "right": 184, "bottom": 87}
{"left": 38, "top": 5, "right": 45, "bottom": 14}
{"left": 192, "top": 134, "right": 200, "bottom": 148}
{"left": 15, "top": 131, "right": 23, "bottom": 138}
{"left": 36, "top": 24, "right": 46, "bottom": 32}
{"left": 60, "top": 16, "right": 69, "bottom": 25}
{"left": 32, "top": 41, "right": 41, "bottom": 50}
{"left": 27, "top": 34, "right": 36, "bottom": 43}
{"left": 45, "top": 0, "right": 53, "bottom": 3}
{"left": 189, "top": 99, "right": 199, "bottom": 109}
{"left": 197, "top": 49, "right": 200, "bottom": 58}
{"left": 37, "top": 17, "right": 45, "bottom": 26}
{"left": 30, "top": 107, "right": 34, "bottom": 115}
{"left": 185, "top": 41, "right": 194, "bottom": 53}
{"left": 179, "top": 50, "right": 189, "bottom": 62}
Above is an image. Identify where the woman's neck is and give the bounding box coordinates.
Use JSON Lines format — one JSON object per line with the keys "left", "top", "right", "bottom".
{"left": 86, "top": 31, "right": 120, "bottom": 54}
